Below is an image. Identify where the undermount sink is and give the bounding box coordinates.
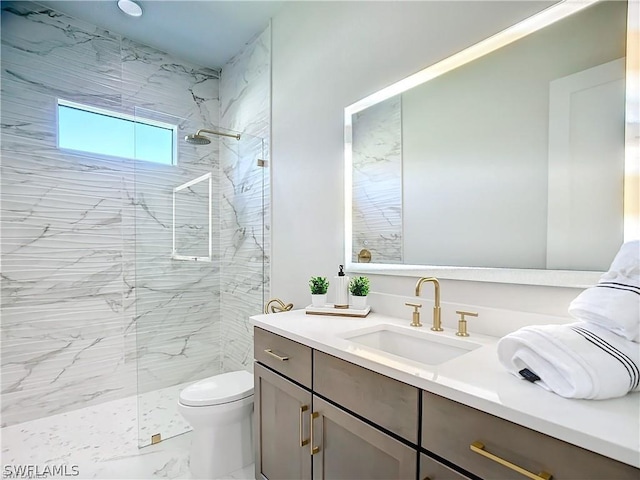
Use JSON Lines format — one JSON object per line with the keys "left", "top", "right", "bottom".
{"left": 342, "top": 324, "right": 481, "bottom": 366}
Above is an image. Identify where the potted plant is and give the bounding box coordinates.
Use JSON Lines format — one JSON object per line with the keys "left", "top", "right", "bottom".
{"left": 309, "top": 276, "right": 329, "bottom": 307}
{"left": 349, "top": 276, "right": 370, "bottom": 309}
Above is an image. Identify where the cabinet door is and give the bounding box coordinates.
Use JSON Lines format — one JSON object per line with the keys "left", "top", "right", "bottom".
{"left": 311, "top": 396, "right": 416, "bottom": 480}
{"left": 420, "top": 453, "right": 472, "bottom": 480}
{"left": 254, "top": 363, "right": 312, "bottom": 480}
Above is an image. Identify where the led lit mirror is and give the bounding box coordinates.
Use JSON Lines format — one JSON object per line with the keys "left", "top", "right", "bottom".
{"left": 345, "top": 0, "right": 639, "bottom": 287}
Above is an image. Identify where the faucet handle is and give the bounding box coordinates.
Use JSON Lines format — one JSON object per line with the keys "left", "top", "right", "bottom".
{"left": 455, "top": 310, "right": 478, "bottom": 337}
{"left": 405, "top": 302, "right": 423, "bottom": 327}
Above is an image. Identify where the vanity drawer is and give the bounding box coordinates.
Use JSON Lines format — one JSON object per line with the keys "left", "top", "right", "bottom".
{"left": 421, "top": 391, "right": 639, "bottom": 480}
{"left": 314, "top": 350, "right": 419, "bottom": 444}
{"left": 254, "top": 327, "right": 312, "bottom": 388}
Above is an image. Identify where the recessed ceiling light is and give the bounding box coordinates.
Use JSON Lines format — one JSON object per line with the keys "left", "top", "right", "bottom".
{"left": 117, "top": 0, "right": 142, "bottom": 17}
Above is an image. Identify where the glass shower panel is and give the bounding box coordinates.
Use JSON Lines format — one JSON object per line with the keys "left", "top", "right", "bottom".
{"left": 132, "top": 107, "right": 267, "bottom": 448}
{"left": 132, "top": 107, "right": 219, "bottom": 447}
{"left": 219, "top": 132, "right": 268, "bottom": 372}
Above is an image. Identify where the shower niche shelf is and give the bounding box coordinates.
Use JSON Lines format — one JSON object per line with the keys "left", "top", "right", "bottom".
{"left": 172, "top": 172, "right": 212, "bottom": 262}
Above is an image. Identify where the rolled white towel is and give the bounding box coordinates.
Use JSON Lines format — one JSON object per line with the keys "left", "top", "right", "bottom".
{"left": 606, "top": 240, "right": 640, "bottom": 278}
{"left": 568, "top": 240, "right": 640, "bottom": 342}
{"left": 497, "top": 322, "right": 640, "bottom": 400}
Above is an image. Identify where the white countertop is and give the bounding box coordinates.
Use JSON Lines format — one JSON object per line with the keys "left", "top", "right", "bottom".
{"left": 251, "top": 309, "right": 640, "bottom": 468}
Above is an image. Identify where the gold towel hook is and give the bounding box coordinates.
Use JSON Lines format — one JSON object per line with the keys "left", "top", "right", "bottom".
{"left": 264, "top": 298, "right": 294, "bottom": 314}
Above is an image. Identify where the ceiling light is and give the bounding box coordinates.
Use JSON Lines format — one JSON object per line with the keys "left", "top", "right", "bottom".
{"left": 117, "top": 0, "right": 142, "bottom": 17}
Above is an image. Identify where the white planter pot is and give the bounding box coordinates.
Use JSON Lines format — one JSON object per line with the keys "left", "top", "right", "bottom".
{"left": 351, "top": 295, "right": 368, "bottom": 310}
{"left": 311, "top": 294, "right": 327, "bottom": 307}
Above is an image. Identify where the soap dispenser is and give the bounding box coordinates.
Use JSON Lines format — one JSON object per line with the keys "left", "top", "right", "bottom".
{"left": 334, "top": 265, "right": 349, "bottom": 309}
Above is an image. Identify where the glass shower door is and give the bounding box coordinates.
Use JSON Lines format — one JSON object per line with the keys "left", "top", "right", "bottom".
{"left": 218, "top": 131, "right": 268, "bottom": 372}
{"left": 131, "top": 106, "right": 267, "bottom": 447}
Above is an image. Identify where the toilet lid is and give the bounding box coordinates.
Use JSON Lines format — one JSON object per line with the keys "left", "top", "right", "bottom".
{"left": 179, "top": 370, "right": 254, "bottom": 407}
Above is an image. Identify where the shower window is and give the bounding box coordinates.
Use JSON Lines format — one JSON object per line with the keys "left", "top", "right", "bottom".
{"left": 57, "top": 99, "right": 177, "bottom": 165}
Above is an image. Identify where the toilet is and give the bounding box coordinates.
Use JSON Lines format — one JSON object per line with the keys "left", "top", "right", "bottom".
{"left": 178, "top": 370, "right": 254, "bottom": 479}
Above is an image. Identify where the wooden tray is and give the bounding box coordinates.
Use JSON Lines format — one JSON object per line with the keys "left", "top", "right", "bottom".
{"left": 305, "top": 304, "right": 371, "bottom": 318}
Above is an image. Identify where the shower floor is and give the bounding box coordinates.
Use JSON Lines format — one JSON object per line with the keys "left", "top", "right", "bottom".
{"left": 0, "top": 386, "right": 254, "bottom": 479}
{"left": 138, "top": 381, "right": 192, "bottom": 446}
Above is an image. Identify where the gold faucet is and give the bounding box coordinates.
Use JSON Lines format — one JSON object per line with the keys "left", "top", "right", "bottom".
{"left": 415, "top": 277, "right": 443, "bottom": 331}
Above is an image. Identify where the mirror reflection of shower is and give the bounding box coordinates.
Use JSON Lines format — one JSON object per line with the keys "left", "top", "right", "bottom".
{"left": 184, "top": 128, "right": 241, "bottom": 145}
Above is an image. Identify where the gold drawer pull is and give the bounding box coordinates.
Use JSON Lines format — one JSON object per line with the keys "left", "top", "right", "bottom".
{"left": 299, "top": 405, "right": 309, "bottom": 447}
{"left": 263, "top": 348, "right": 289, "bottom": 361}
{"left": 310, "top": 411, "right": 320, "bottom": 455}
{"left": 470, "top": 441, "right": 552, "bottom": 480}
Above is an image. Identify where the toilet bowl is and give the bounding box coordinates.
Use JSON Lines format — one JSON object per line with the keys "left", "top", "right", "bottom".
{"left": 178, "top": 370, "right": 254, "bottom": 479}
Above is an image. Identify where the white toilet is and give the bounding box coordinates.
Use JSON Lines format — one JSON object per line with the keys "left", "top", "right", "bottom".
{"left": 178, "top": 370, "right": 254, "bottom": 479}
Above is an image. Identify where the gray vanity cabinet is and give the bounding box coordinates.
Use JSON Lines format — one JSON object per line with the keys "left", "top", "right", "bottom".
{"left": 254, "top": 326, "right": 639, "bottom": 480}
{"left": 254, "top": 363, "right": 312, "bottom": 480}
{"left": 311, "top": 396, "right": 416, "bottom": 480}
{"left": 254, "top": 327, "right": 418, "bottom": 480}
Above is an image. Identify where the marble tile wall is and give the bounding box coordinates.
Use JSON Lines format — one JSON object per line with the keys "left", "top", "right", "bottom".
{"left": 0, "top": 1, "right": 223, "bottom": 427}
{"left": 351, "top": 95, "right": 403, "bottom": 264}
{"left": 219, "top": 26, "right": 271, "bottom": 372}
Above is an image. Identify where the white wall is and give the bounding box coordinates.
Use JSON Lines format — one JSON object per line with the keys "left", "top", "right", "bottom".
{"left": 271, "top": 1, "right": 583, "bottom": 317}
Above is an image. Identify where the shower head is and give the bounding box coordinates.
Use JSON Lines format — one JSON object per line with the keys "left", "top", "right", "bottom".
{"left": 184, "top": 128, "right": 241, "bottom": 145}
{"left": 184, "top": 133, "right": 211, "bottom": 145}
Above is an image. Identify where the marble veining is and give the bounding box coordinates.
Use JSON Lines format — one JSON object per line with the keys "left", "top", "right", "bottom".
{"left": 219, "top": 27, "right": 271, "bottom": 372}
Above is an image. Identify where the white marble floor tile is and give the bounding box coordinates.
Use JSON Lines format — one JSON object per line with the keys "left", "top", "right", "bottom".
{"left": 1, "top": 391, "right": 254, "bottom": 480}
{"left": 138, "top": 382, "right": 192, "bottom": 447}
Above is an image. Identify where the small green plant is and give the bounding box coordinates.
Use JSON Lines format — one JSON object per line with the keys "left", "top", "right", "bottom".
{"left": 349, "top": 276, "right": 370, "bottom": 297}
{"left": 309, "top": 276, "right": 329, "bottom": 295}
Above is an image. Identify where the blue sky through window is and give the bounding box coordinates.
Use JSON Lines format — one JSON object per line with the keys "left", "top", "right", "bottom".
{"left": 58, "top": 103, "right": 175, "bottom": 165}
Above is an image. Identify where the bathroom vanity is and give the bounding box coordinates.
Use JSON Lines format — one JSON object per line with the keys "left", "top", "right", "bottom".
{"left": 252, "top": 310, "right": 639, "bottom": 480}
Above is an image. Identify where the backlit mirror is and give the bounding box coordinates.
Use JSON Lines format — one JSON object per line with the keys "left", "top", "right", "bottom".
{"left": 345, "top": 0, "right": 639, "bottom": 287}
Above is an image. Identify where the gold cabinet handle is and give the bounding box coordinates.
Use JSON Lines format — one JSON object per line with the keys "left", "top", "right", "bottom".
{"left": 310, "top": 411, "right": 320, "bottom": 455}
{"left": 299, "top": 405, "right": 309, "bottom": 447}
{"left": 263, "top": 348, "right": 289, "bottom": 361}
{"left": 470, "top": 441, "right": 552, "bottom": 480}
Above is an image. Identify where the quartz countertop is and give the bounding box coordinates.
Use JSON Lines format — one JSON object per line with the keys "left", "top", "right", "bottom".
{"left": 251, "top": 309, "right": 640, "bottom": 468}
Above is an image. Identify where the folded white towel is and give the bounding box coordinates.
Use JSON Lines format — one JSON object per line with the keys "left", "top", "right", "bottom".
{"left": 497, "top": 322, "right": 640, "bottom": 399}
{"left": 568, "top": 240, "right": 640, "bottom": 342}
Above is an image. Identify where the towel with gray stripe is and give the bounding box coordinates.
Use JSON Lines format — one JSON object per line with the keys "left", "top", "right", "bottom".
{"left": 568, "top": 240, "right": 640, "bottom": 343}
{"left": 497, "top": 322, "right": 640, "bottom": 399}
{"left": 497, "top": 240, "right": 640, "bottom": 399}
